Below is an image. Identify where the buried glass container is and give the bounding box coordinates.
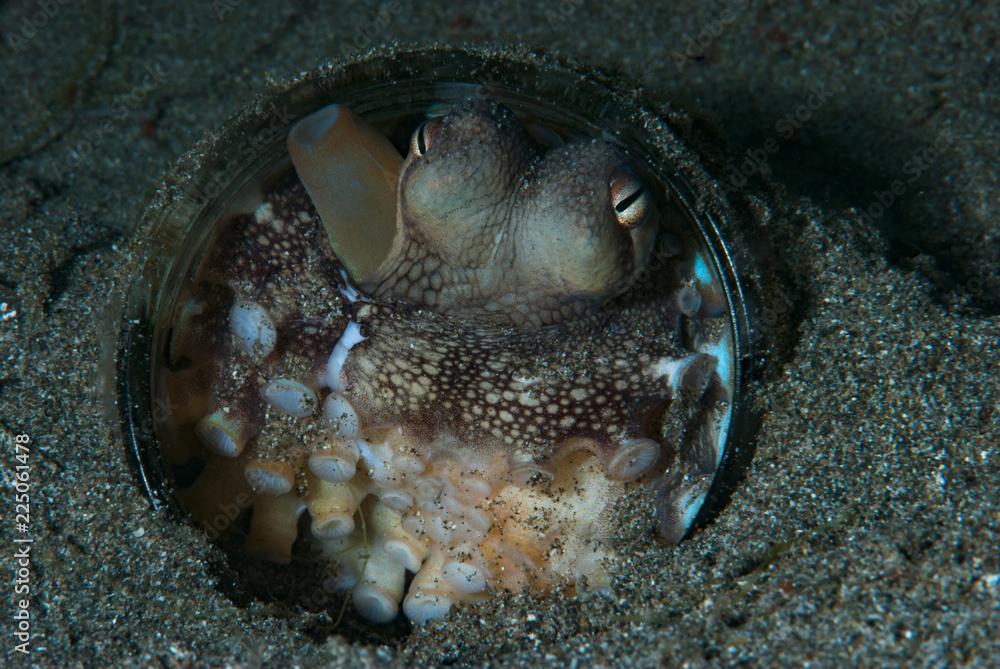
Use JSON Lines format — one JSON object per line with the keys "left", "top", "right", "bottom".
{"left": 119, "top": 48, "right": 752, "bottom": 627}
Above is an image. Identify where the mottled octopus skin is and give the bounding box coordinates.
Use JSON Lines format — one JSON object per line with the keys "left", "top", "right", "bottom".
{"left": 162, "top": 101, "right": 733, "bottom": 625}
{"left": 367, "top": 100, "right": 656, "bottom": 330}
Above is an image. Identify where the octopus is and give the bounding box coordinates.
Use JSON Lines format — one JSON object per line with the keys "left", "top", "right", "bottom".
{"left": 157, "top": 97, "right": 735, "bottom": 624}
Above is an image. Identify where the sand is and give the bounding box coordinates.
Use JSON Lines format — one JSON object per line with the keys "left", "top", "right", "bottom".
{"left": 0, "top": 1, "right": 997, "bottom": 667}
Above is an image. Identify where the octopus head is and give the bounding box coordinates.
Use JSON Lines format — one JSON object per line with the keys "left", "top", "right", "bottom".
{"left": 374, "top": 99, "right": 657, "bottom": 328}
{"left": 290, "top": 97, "right": 656, "bottom": 329}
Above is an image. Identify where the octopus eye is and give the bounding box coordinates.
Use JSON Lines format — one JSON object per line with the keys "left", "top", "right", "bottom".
{"left": 610, "top": 170, "right": 651, "bottom": 229}
{"left": 410, "top": 119, "right": 440, "bottom": 158}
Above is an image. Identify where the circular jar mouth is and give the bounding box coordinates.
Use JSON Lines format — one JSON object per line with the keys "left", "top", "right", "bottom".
{"left": 113, "top": 44, "right": 755, "bottom": 628}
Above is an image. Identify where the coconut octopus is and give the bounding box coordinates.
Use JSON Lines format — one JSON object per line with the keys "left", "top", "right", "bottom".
{"left": 158, "top": 97, "right": 734, "bottom": 624}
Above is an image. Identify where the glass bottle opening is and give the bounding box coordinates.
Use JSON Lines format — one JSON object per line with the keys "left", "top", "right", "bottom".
{"left": 115, "top": 46, "right": 753, "bottom": 633}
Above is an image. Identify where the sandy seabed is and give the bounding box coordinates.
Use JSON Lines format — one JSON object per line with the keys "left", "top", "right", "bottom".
{"left": 0, "top": 1, "right": 997, "bottom": 667}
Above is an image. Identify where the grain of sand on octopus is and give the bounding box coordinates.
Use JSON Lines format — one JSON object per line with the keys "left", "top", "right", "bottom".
{"left": 158, "top": 98, "right": 735, "bottom": 624}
